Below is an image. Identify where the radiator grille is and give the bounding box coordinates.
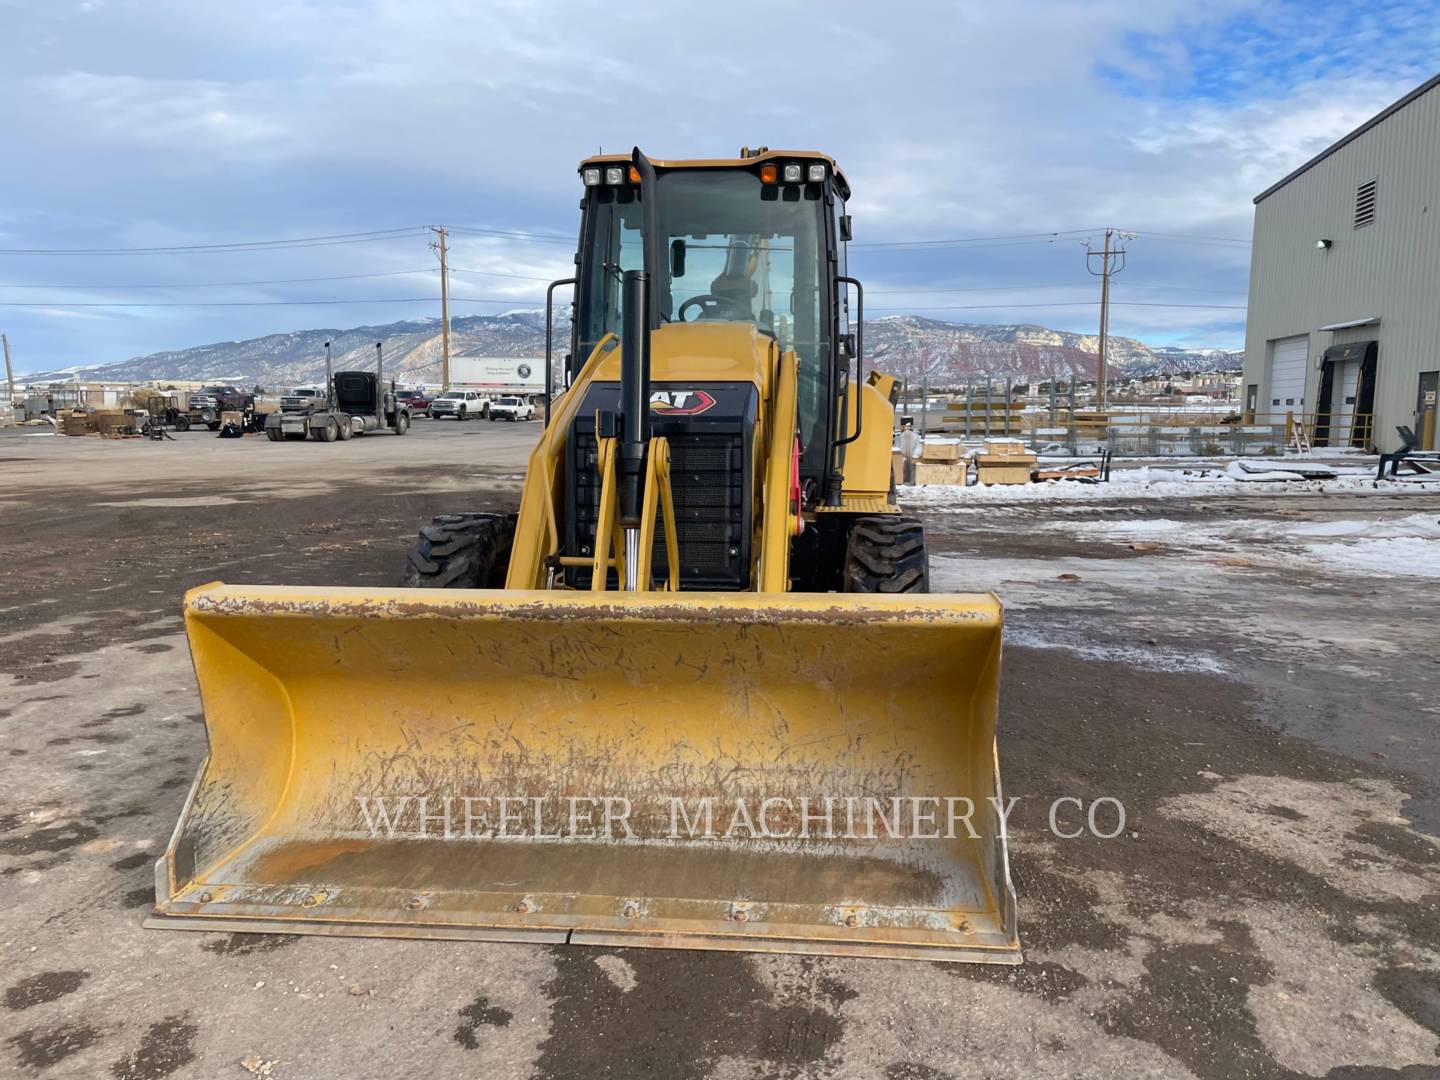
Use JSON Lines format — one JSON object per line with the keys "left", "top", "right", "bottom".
{"left": 571, "top": 432, "right": 748, "bottom": 589}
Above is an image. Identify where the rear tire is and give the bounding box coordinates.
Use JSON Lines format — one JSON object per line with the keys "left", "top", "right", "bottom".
{"left": 337, "top": 419, "right": 354, "bottom": 440}
{"left": 320, "top": 417, "right": 339, "bottom": 442}
{"left": 266, "top": 426, "right": 282, "bottom": 442}
{"left": 402, "top": 513, "right": 516, "bottom": 588}
{"left": 842, "top": 516, "right": 929, "bottom": 594}
{"left": 175, "top": 415, "right": 191, "bottom": 432}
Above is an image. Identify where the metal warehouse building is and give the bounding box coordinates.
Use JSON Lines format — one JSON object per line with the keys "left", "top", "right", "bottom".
{"left": 1243, "top": 72, "right": 1440, "bottom": 454}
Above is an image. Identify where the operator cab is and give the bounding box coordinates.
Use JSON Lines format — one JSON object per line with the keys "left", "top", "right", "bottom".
{"left": 572, "top": 150, "right": 854, "bottom": 493}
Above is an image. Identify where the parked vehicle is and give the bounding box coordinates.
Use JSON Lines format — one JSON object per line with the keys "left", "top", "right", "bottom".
{"left": 279, "top": 387, "right": 327, "bottom": 413}
{"left": 137, "top": 392, "right": 191, "bottom": 434}
{"left": 428, "top": 390, "right": 489, "bottom": 420}
{"left": 187, "top": 385, "right": 254, "bottom": 430}
{"left": 488, "top": 395, "right": 535, "bottom": 421}
{"left": 264, "top": 342, "right": 410, "bottom": 442}
{"left": 396, "top": 389, "right": 433, "bottom": 413}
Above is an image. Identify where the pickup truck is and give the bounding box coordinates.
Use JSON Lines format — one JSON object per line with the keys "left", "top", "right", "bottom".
{"left": 428, "top": 390, "right": 489, "bottom": 420}
{"left": 488, "top": 395, "right": 535, "bottom": 421}
{"left": 279, "top": 387, "right": 328, "bottom": 413}
{"left": 395, "top": 389, "right": 433, "bottom": 414}
{"left": 187, "top": 385, "right": 254, "bottom": 430}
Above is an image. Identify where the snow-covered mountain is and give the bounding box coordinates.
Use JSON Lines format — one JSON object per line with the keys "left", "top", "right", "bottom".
{"left": 18, "top": 311, "right": 1240, "bottom": 386}
{"left": 866, "top": 316, "right": 1242, "bottom": 383}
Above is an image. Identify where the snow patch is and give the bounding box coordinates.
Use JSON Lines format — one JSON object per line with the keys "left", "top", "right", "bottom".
{"left": 1307, "top": 537, "right": 1440, "bottom": 578}
{"left": 1004, "top": 627, "right": 1228, "bottom": 675}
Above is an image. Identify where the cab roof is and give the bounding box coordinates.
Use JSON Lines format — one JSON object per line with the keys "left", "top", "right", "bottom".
{"left": 578, "top": 148, "right": 851, "bottom": 201}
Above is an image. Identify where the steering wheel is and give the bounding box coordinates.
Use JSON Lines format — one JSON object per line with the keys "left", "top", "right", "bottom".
{"left": 677, "top": 294, "right": 749, "bottom": 322}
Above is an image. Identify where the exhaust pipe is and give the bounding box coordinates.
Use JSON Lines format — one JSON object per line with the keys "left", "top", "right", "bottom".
{"left": 619, "top": 270, "right": 651, "bottom": 589}
{"left": 617, "top": 147, "right": 661, "bottom": 592}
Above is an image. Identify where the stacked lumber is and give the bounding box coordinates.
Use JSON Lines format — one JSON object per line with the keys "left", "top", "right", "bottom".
{"left": 940, "top": 398, "right": 1024, "bottom": 435}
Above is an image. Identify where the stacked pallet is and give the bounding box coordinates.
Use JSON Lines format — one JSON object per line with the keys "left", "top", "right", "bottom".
{"left": 94, "top": 410, "right": 138, "bottom": 437}
{"left": 912, "top": 439, "right": 969, "bottom": 485}
{"left": 974, "top": 438, "right": 1036, "bottom": 486}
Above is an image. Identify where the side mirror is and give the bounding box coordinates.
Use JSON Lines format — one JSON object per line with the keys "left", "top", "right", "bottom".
{"left": 670, "top": 238, "right": 686, "bottom": 278}
{"left": 839, "top": 215, "right": 853, "bottom": 243}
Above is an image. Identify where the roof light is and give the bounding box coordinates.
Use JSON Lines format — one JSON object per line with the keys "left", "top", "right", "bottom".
{"left": 759, "top": 164, "right": 778, "bottom": 184}
{"left": 582, "top": 167, "right": 601, "bottom": 187}
{"left": 604, "top": 166, "right": 624, "bottom": 185}
{"left": 807, "top": 163, "right": 827, "bottom": 183}
{"left": 782, "top": 163, "right": 803, "bottom": 184}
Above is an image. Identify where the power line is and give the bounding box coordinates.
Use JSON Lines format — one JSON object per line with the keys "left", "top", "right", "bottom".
{"left": 1128, "top": 230, "right": 1251, "bottom": 245}
{"left": 853, "top": 236, "right": 1101, "bottom": 253}
{"left": 869, "top": 280, "right": 1244, "bottom": 296}
{"left": 449, "top": 266, "right": 556, "bottom": 282}
{"left": 0, "top": 268, "right": 437, "bottom": 290}
{"left": 869, "top": 300, "right": 1246, "bottom": 311}
{"left": 0, "top": 227, "right": 428, "bottom": 256}
{"left": 447, "top": 225, "right": 574, "bottom": 245}
{"left": 0, "top": 295, "right": 540, "bottom": 309}
{"left": 869, "top": 281, "right": 1092, "bottom": 295}
{"left": 850, "top": 228, "right": 1104, "bottom": 248}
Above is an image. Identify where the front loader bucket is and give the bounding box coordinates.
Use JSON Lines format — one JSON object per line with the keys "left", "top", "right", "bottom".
{"left": 148, "top": 585, "right": 1019, "bottom": 964}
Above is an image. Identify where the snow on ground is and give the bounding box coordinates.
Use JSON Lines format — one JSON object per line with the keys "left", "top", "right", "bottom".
{"left": 923, "top": 489, "right": 1440, "bottom": 580}
{"left": 1002, "top": 625, "right": 1230, "bottom": 675}
{"left": 901, "top": 465, "right": 1440, "bottom": 506}
{"left": 1306, "top": 536, "right": 1440, "bottom": 579}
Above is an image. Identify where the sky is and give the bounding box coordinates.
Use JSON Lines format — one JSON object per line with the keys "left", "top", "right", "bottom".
{"left": 1, "top": 0, "right": 1437, "bottom": 373}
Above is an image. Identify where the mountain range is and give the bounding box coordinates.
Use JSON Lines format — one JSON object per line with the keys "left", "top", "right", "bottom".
{"left": 17, "top": 312, "right": 1241, "bottom": 387}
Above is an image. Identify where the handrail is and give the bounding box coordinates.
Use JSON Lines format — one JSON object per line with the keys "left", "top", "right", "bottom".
{"left": 835, "top": 275, "right": 864, "bottom": 446}
{"left": 544, "top": 276, "right": 577, "bottom": 429}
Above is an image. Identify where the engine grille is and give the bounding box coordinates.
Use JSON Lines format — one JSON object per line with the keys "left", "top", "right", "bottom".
{"left": 570, "top": 431, "right": 748, "bottom": 590}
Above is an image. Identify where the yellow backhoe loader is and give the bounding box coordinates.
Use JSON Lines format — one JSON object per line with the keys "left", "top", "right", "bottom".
{"left": 149, "top": 148, "right": 1019, "bottom": 964}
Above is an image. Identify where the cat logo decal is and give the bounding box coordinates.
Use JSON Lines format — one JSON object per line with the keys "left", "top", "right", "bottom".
{"left": 649, "top": 390, "right": 717, "bottom": 416}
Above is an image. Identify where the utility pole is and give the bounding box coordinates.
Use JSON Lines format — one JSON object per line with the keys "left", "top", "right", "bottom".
{"left": 1084, "top": 228, "right": 1129, "bottom": 411}
{"left": 430, "top": 226, "right": 452, "bottom": 391}
{"left": 2, "top": 334, "right": 13, "bottom": 400}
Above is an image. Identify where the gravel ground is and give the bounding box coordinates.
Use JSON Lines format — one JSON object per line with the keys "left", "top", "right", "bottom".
{"left": 1, "top": 421, "right": 1437, "bottom": 1079}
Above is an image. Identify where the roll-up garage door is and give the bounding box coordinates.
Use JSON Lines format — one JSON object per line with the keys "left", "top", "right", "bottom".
{"left": 1267, "top": 335, "right": 1309, "bottom": 412}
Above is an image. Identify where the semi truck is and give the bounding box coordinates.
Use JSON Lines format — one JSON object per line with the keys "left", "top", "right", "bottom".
{"left": 264, "top": 342, "right": 411, "bottom": 442}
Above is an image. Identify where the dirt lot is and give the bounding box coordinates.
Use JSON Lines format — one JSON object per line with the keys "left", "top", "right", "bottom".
{"left": 2, "top": 420, "right": 1438, "bottom": 1079}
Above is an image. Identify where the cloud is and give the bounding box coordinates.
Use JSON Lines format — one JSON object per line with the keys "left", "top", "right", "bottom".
{"left": 0, "top": 0, "right": 1435, "bottom": 366}
{"left": 31, "top": 71, "right": 285, "bottom": 152}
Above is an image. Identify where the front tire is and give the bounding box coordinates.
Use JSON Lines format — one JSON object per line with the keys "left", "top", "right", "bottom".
{"left": 842, "top": 516, "right": 929, "bottom": 593}
{"left": 402, "top": 513, "right": 516, "bottom": 588}
{"left": 395, "top": 411, "right": 410, "bottom": 434}
{"left": 458, "top": 406, "right": 468, "bottom": 421}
